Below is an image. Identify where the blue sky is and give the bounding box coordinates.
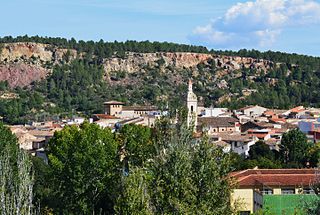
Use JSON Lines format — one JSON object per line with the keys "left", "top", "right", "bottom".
{"left": 1, "top": 0, "right": 320, "bottom": 56}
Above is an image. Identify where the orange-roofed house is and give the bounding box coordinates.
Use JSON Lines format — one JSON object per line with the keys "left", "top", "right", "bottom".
{"left": 230, "top": 169, "right": 318, "bottom": 215}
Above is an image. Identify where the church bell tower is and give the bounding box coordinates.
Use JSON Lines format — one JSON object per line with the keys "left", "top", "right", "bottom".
{"left": 187, "top": 80, "right": 198, "bottom": 130}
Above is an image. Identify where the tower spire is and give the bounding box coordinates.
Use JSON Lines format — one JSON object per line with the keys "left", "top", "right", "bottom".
{"left": 188, "top": 79, "right": 193, "bottom": 92}
{"left": 187, "top": 79, "right": 197, "bottom": 130}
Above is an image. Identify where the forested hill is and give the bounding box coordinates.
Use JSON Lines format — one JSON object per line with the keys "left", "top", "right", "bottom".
{"left": 0, "top": 36, "right": 320, "bottom": 124}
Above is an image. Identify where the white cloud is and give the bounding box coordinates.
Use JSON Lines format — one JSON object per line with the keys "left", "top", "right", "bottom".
{"left": 190, "top": 0, "right": 320, "bottom": 49}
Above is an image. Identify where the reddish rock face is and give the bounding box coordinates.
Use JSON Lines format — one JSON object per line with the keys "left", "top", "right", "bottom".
{"left": 0, "top": 63, "right": 48, "bottom": 88}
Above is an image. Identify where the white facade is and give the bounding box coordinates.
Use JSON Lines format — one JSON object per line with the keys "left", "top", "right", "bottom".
{"left": 187, "top": 80, "right": 198, "bottom": 129}
{"left": 231, "top": 139, "right": 257, "bottom": 157}
{"left": 201, "top": 108, "right": 228, "bottom": 117}
{"left": 242, "top": 106, "right": 267, "bottom": 117}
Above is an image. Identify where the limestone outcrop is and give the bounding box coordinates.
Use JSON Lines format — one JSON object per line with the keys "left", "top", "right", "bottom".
{"left": 0, "top": 42, "right": 77, "bottom": 87}
{"left": 0, "top": 42, "right": 276, "bottom": 88}
{"left": 103, "top": 52, "right": 274, "bottom": 74}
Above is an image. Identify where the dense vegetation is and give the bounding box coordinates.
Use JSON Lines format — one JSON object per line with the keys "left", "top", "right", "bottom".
{"left": 1, "top": 117, "right": 320, "bottom": 214}
{"left": 30, "top": 119, "right": 236, "bottom": 214}
{"left": 0, "top": 123, "right": 33, "bottom": 214}
{"left": 1, "top": 35, "right": 320, "bottom": 123}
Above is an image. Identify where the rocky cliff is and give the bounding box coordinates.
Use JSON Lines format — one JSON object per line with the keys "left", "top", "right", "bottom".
{"left": 0, "top": 42, "right": 275, "bottom": 88}
{"left": 103, "top": 52, "right": 274, "bottom": 74}
{"left": 0, "top": 42, "right": 77, "bottom": 87}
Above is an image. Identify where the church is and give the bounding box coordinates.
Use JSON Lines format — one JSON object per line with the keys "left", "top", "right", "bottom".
{"left": 186, "top": 80, "right": 198, "bottom": 130}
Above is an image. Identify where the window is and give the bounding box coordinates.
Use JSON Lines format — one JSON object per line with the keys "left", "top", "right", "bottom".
{"left": 191, "top": 105, "right": 194, "bottom": 112}
{"left": 261, "top": 189, "right": 273, "bottom": 195}
{"left": 303, "top": 188, "right": 315, "bottom": 194}
{"left": 239, "top": 211, "right": 250, "bottom": 215}
{"left": 281, "top": 188, "right": 295, "bottom": 195}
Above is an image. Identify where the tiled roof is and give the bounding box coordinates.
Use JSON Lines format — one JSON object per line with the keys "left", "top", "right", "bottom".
{"left": 248, "top": 133, "right": 269, "bottom": 139}
{"left": 264, "top": 110, "right": 275, "bottom": 116}
{"left": 103, "top": 101, "right": 125, "bottom": 105}
{"left": 290, "top": 106, "right": 305, "bottom": 113}
{"left": 213, "top": 132, "right": 253, "bottom": 142}
{"left": 122, "top": 106, "right": 159, "bottom": 111}
{"left": 230, "top": 169, "right": 316, "bottom": 187}
{"left": 198, "top": 117, "right": 239, "bottom": 127}
{"left": 93, "top": 114, "right": 119, "bottom": 119}
{"left": 214, "top": 140, "right": 229, "bottom": 147}
{"left": 239, "top": 105, "right": 255, "bottom": 111}
{"left": 28, "top": 130, "right": 55, "bottom": 137}
{"left": 239, "top": 105, "right": 266, "bottom": 111}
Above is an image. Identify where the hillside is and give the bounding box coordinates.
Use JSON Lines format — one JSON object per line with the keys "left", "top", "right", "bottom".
{"left": 0, "top": 36, "right": 320, "bottom": 123}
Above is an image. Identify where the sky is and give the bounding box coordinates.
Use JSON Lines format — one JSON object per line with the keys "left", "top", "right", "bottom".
{"left": 1, "top": 0, "right": 320, "bottom": 56}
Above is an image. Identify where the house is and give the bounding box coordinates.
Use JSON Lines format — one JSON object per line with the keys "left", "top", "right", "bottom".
{"left": 247, "top": 129, "right": 273, "bottom": 141}
{"left": 14, "top": 131, "right": 37, "bottom": 150}
{"left": 230, "top": 169, "right": 317, "bottom": 215}
{"left": 120, "top": 106, "right": 160, "bottom": 118}
{"left": 239, "top": 105, "right": 267, "bottom": 117}
{"left": 298, "top": 119, "right": 320, "bottom": 134}
{"left": 212, "top": 133, "right": 258, "bottom": 156}
{"left": 282, "top": 106, "right": 305, "bottom": 118}
{"left": 237, "top": 115, "right": 252, "bottom": 124}
{"left": 198, "top": 117, "right": 240, "bottom": 134}
{"left": 209, "top": 137, "right": 231, "bottom": 153}
{"left": 241, "top": 121, "right": 276, "bottom": 133}
{"left": 299, "top": 119, "right": 320, "bottom": 143}
{"left": 92, "top": 114, "right": 121, "bottom": 128}
{"left": 200, "top": 107, "right": 229, "bottom": 117}
{"left": 104, "top": 101, "right": 125, "bottom": 116}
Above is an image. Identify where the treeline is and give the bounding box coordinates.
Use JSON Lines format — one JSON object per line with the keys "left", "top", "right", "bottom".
{"left": 222, "top": 62, "right": 320, "bottom": 109}
{"left": 2, "top": 35, "right": 320, "bottom": 66}
{"left": 0, "top": 35, "right": 209, "bottom": 58}
{"left": 213, "top": 49, "right": 320, "bottom": 68}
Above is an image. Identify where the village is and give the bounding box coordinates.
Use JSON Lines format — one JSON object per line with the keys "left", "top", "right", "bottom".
{"left": 5, "top": 80, "right": 320, "bottom": 214}
{"left": 10, "top": 80, "right": 320, "bottom": 160}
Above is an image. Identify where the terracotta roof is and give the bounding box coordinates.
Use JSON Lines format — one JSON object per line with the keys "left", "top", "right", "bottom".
{"left": 264, "top": 110, "right": 275, "bottom": 116}
{"left": 269, "top": 118, "right": 286, "bottom": 123}
{"left": 214, "top": 140, "right": 229, "bottom": 147}
{"left": 104, "top": 101, "right": 125, "bottom": 105}
{"left": 198, "top": 117, "right": 239, "bottom": 127}
{"left": 282, "top": 123, "right": 298, "bottom": 129}
{"left": 52, "top": 123, "right": 63, "bottom": 128}
{"left": 239, "top": 105, "right": 266, "bottom": 111}
{"left": 290, "top": 106, "right": 305, "bottom": 113}
{"left": 271, "top": 109, "right": 288, "bottom": 115}
{"left": 265, "top": 138, "right": 279, "bottom": 145}
{"left": 213, "top": 132, "right": 253, "bottom": 142}
{"left": 248, "top": 133, "right": 269, "bottom": 139}
{"left": 230, "top": 169, "right": 316, "bottom": 187}
{"left": 122, "top": 106, "right": 158, "bottom": 111}
{"left": 28, "top": 130, "right": 55, "bottom": 137}
{"left": 244, "top": 121, "right": 275, "bottom": 129}
{"left": 239, "top": 105, "right": 255, "bottom": 111}
{"left": 93, "top": 114, "right": 119, "bottom": 120}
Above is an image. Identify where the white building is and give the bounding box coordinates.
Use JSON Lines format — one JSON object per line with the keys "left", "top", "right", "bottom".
{"left": 187, "top": 80, "right": 198, "bottom": 129}
{"left": 200, "top": 107, "right": 228, "bottom": 117}
{"left": 239, "top": 105, "right": 267, "bottom": 117}
{"left": 212, "top": 133, "right": 258, "bottom": 157}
